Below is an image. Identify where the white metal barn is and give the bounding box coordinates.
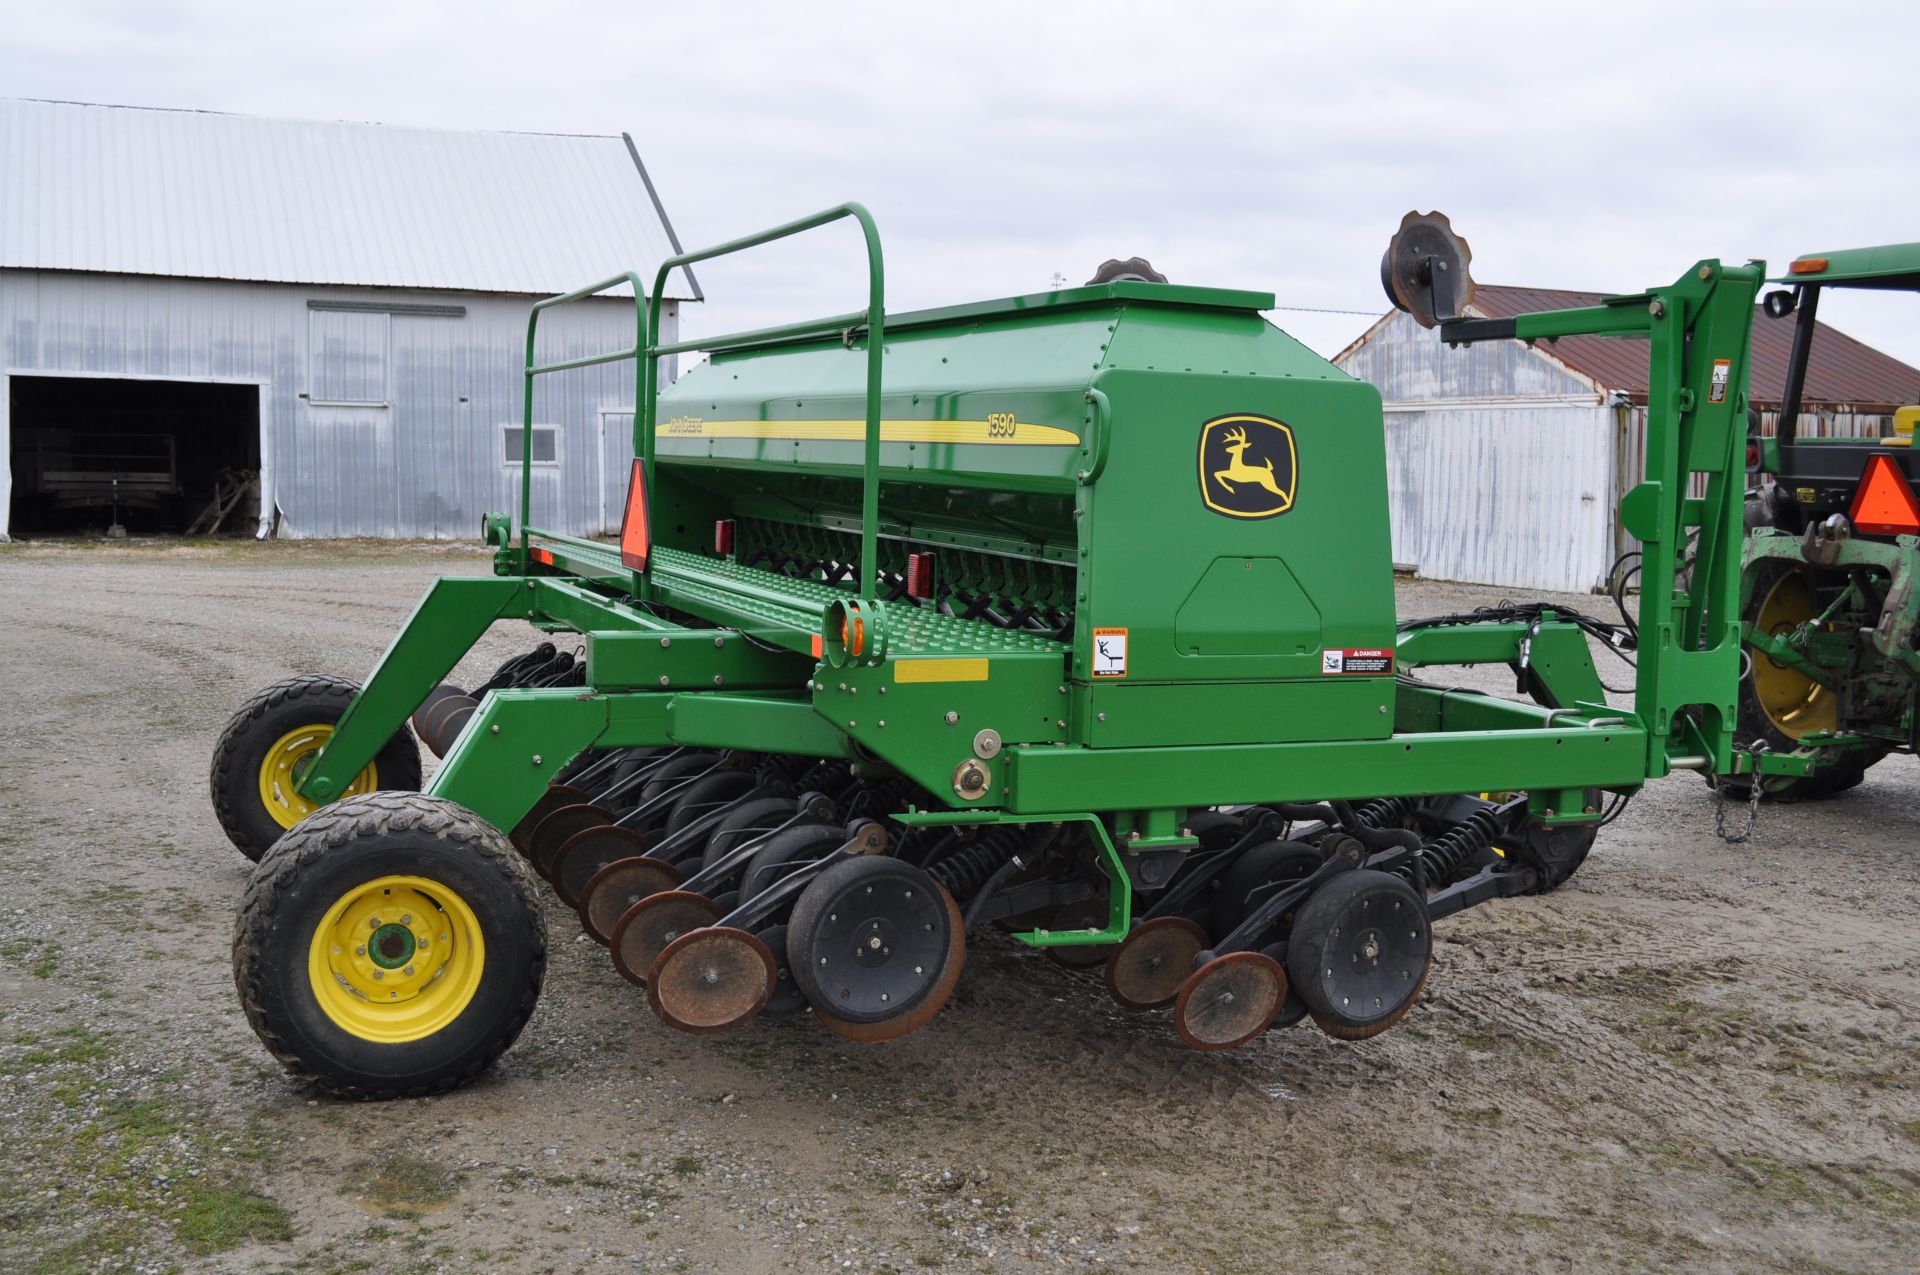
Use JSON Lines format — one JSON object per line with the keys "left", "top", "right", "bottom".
{"left": 0, "top": 98, "right": 699, "bottom": 541}
{"left": 1336, "top": 286, "right": 1920, "bottom": 593}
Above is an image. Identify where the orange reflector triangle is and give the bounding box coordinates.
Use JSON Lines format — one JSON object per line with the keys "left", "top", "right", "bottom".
{"left": 1848, "top": 453, "right": 1920, "bottom": 536}
{"left": 619, "top": 458, "right": 651, "bottom": 571}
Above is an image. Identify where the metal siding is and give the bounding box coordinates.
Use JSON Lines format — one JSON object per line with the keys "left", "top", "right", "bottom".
{"left": 0, "top": 98, "right": 696, "bottom": 299}
{"left": 1382, "top": 404, "right": 1615, "bottom": 593}
{"left": 1338, "top": 310, "right": 1598, "bottom": 404}
{"left": 0, "top": 269, "right": 662, "bottom": 539}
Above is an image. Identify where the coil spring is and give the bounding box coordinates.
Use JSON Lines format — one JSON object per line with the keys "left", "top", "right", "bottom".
{"left": 927, "top": 828, "right": 1024, "bottom": 898}
{"left": 1416, "top": 804, "right": 1505, "bottom": 884}
{"left": 1349, "top": 796, "right": 1419, "bottom": 831}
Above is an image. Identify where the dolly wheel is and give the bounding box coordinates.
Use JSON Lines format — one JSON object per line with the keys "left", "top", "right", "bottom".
{"left": 1103, "top": 917, "right": 1209, "bottom": 1011}
{"left": 1173, "top": 952, "right": 1289, "bottom": 1051}
{"left": 1286, "top": 869, "right": 1431, "bottom": 1041}
{"left": 232, "top": 792, "right": 545, "bottom": 1098}
{"left": 646, "top": 927, "right": 777, "bottom": 1035}
{"left": 211, "top": 674, "right": 422, "bottom": 862}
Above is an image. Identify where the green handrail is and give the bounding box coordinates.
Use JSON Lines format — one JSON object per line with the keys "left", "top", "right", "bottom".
{"left": 521, "top": 271, "right": 651, "bottom": 572}
{"left": 643, "top": 204, "right": 886, "bottom": 595}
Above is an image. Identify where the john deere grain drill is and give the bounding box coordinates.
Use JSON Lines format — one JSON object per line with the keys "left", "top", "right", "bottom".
{"left": 213, "top": 206, "right": 1778, "bottom": 1097}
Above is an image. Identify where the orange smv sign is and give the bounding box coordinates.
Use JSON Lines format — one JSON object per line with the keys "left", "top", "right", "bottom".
{"left": 619, "top": 458, "right": 651, "bottom": 570}
{"left": 1847, "top": 453, "right": 1920, "bottom": 536}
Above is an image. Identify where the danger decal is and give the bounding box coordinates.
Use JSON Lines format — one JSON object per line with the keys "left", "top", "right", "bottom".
{"left": 1321, "top": 648, "right": 1393, "bottom": 676}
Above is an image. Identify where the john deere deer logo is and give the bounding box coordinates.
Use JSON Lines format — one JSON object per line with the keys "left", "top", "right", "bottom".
{"left": 1198, "top": 414, "right": 1297, "bottom": 518}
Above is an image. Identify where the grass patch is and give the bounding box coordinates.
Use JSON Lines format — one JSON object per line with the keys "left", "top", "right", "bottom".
{"left": 178, "top": 1184, "right": 294, "bottom": 1254}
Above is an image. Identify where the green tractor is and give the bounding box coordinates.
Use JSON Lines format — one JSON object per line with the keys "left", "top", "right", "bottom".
{"left": 1728, "top": 245, "right": 1920, "bottom": 799}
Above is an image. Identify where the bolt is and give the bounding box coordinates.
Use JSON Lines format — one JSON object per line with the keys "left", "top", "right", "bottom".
{"left": 490, "top": 724, "right": 501, "bottom": 735}
{"left": 878, "top": 686, "right": 887, "bottom": 695}
{"left": 418, "top": 939, "right": 428, "bottom": 950}
{"left": 369, "top": 917, "right": 381, "bottom": 929}
{"left": 1378, "top": 704, "right": 1388, "bottom": 714}
{"left": 867, "top": 935, "right": 882, "bottom": 950}
{"left": 1649, "top": 299, "right": 1666, "bottom": 318}
{"left": 1057, "top": 686, "right": 1067, "bottom": 695}
{"left": 1056, "top": 719, "right": 1066, "bottom": 729}
{"left": 660, "top": 675, "right": 670, "bottom": 686}
{"left": 714, "top": 635, "right": 725, "bottom": 648}
{"left": 660, "top": 637, "right": 671, "bottom": 648}
{"left": 1698, "top": 265, "right": 1714, "bottom": 281}
{"left": 914, "top": 965, "right": 924, "bottom": 976}
{"left": 1097, "top": 712, "right": 1107, "bottom": 722}
{"left": 848, "top": 686, "right": 856, "bottom": 695}
{"left": 880, "top": 993, "right": 890, "bottom": 1003}
{"left": 532, "top": 754, "right": 543, "bottom": 766}
{"left": 355, "top": 944, "right": 366, "bottom": 956}
{"left": 1222, "top": 992, "right": 1235, "bottom": 1005}
{"left": 945, "top": 711, "right": 959, "bottom": 725}
{"left": 878, "top": 720, "right": 886, "bottom": 728}
{"left": 373, "top": 970, "right": 384, "bottom": 980}
{"left": 402, "top": 965, "right": 415, "bottom": 976}
{"left": 713, "top": 675, "right": 724, "bottom": 686}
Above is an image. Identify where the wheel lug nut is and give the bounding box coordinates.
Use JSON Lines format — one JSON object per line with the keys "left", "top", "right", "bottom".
{"left": 400, "top": 914, "right": 413, "bottom": 925}
{"left": 402, "top": 966, "right": 415, "bottom": 976}
{"left": 369, "top": 917, "right": 381, "bottom": 928}
{"left": 355, "top": 945, "right": 366, "bottom": 957}
{"left": 373, "top": 970, "right": 384, "bottom": 980}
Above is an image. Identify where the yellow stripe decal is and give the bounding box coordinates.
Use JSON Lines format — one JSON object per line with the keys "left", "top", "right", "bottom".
{"left": 894, "top": 658, "right": 990, "bottom": 684}
{"left": 659, "top": 418, "right": 1081, "bottom": 447}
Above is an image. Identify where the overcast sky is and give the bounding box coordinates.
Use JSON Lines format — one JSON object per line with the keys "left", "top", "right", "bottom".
{"left": 6, "top": 1, "right": 1918, "bottom": 362}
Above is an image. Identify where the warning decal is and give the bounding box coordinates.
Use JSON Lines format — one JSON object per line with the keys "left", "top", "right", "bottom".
{"left": 1322, "top": 648, "right": 1393, "bottom": 676}
{"left": 1092, "top": 628, "right": 1129, "bottom": 679}
{"left": 1708, "top": 358, "right": 1732, "bottom": 404}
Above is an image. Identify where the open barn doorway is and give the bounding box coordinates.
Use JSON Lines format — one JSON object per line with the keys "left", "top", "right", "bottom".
{"left": 5, "top": 375, "right": 262, "bottom": 537}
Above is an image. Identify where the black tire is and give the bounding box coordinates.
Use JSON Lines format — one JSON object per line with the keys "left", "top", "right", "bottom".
{"left": 1213, "top": 839, "right": 1321, "bottom": 935}
{"left": 232, "top": 793, "right": 546, "bottom": 1099}
{"left": 1719, "top": 557, "right": 1890, "bottom": 801}
{"left": 1286, "top": 869, "right": 1431, "bottom": 1041}
{"left": 738, "top": 823, "right": 845, "bottom": 901}
{"left": 210, "top": 674, "right": 423, "bottom": 862}
{"left": 702, "top": 796, "right": 803, "bottom": 870}
{"left": 663, "top": 769, "right": 760, "bottom": 839}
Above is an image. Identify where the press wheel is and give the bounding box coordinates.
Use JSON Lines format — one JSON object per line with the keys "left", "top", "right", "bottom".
{"left": 610, "top": 890, "right": 723, "bottom": 987}
{"left": 1287, "top": 869, "right": 1431, "bottom": 1041}
{"left": 646, "top": 927, "right": 776, "bottom": 1035}
{"left": 789, "top": 856, "right": 965, "bottom": 1043}
{"left": 1173, "top": 952, "right": 1289, "bottom": 1051}
{"left": 579, "top": 855, "right": 685, "bottom": 946}
{"left": 1103, "top": 916, "right": 1209, "bottom": 1012}
{"left": 755, "top": 923, "right": 809, "bottom": 1018}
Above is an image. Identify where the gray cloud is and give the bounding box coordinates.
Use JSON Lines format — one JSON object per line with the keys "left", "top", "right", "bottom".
{"left": 7, "top": 1, "right": 1917, "bottom": 362}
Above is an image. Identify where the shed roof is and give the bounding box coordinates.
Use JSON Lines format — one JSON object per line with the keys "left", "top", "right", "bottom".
{"left": 1465, "top": 285, "right": 1920, "bottom": 410}
{"left": 0, "top": 97, "right": 699, "bottom": 299}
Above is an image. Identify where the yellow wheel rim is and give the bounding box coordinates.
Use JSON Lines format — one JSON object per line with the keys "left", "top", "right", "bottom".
{"left": 258, "top": 725, "right": 378, "bottom": 831}
{"left": 307, "top": 874, "right": 486, "bottom": 1043}
{"left": 1751, "top": 568, "right": 1837, "bottom": 741}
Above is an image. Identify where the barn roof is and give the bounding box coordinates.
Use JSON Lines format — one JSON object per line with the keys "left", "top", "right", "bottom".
{"left": 0, "top": 98, "right": 700, "bottom": 299}
{"left": 1465, "top": 285, "right": 1920, "bottom": 410}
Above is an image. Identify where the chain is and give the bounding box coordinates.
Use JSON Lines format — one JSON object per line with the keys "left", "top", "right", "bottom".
{"left": 1713, "top": 742, "right": 1768, "bottom": 843}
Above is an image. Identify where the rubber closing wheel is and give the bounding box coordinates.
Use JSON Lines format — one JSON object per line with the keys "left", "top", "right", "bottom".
{"left": 1287, "top": 869, "right": 1431, "bottom": 1041}
{"left": 646, "top": 927, "right": 776, "bottom": 1036}
{"left": 1103, "top": 916, "right": 1209, "bottom": 1011}
{"left": 610, "top": 890, "right": 723, "bottom": 988}
{"left": 789, "top": 856, "right": 965, "bottom": 1043}
{"left": 1173, "top": 952, "right": 1289, "bottom": 1051}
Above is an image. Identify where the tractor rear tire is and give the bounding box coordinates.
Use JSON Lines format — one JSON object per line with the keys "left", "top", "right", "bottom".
{"left": 1720, "top": 558, "right": 1889, "bottom": 801}
{"left": 211, "top": 674, "right": 422, "bottom": 862}
{"left": 233, "top": 792, "right": 545, "bottom": 1099}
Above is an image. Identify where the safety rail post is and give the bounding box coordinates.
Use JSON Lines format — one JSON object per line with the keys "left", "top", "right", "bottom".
{"left": 521, "top": 272, "right": 651, "bottom": 574}
{"left": 643, "top": 204, "right": 886, "bottom": 596}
